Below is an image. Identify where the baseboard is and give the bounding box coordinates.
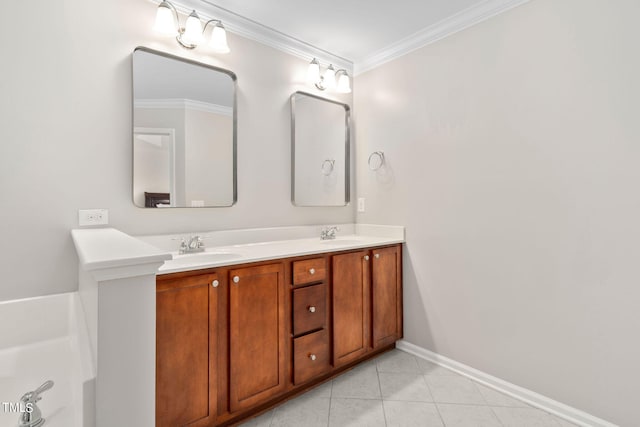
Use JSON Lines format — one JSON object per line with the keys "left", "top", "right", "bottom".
{"left": 396, "top": 340, "right": 617, "bottom": 427}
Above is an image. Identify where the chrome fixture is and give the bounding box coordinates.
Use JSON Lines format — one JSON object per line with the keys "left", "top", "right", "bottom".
{"left": 18, "top": 380, "right": 54, "bottom": 427}
{"left": 307, "top": 58, "right": 351, "bottom": 93}
{"left": 320, "top": 226, "right": 340, "bottom": 240}
{"left": 154, "top": 0, "right": 230, "bottom": 53}
{"left": 368, "top": 151, "right": 385, "bottom": 171}
{"left": 321, "top": 159, "right": 335, "bottom": 176}
{"left": 179, "top": 235, "right": 205, "bottom": 254}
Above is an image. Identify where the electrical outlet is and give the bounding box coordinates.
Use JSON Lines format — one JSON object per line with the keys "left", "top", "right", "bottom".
{"left": 357, "top": 198, "right": 365, "bottom": 213}
{"left": 78, "top": 209, "right": 109, "bottom": 226}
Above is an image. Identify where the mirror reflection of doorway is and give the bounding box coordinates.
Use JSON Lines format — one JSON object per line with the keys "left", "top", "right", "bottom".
{"left": 133, "top": 127, "right": 175, "bottom": 207}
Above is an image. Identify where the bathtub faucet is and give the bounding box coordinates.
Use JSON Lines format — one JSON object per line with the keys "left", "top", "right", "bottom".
{"left": 18, "top": 380, "right": 54, "bottom": 427}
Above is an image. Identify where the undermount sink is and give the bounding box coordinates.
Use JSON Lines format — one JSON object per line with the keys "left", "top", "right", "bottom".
{"left": 168, "top": 251, "right": 243, "bottom": 266}
{"left": 319, "top": 239, "right": 364, "bottom": 246}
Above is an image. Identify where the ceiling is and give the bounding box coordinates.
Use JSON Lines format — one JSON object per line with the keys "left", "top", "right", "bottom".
{"left": 200, "top": 0, "right": 482, "bottom": 63}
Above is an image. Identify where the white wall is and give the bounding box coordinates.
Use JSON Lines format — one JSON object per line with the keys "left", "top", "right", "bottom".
{"left": 354, "top": 0, "right": 640, "bottom": 425}
{"left": 0, "top": 0, "right": 352, "bottom": 301}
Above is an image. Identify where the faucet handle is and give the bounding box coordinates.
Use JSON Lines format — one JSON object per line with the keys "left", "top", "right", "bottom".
{"left": 21, "top": 380, "right": 54, "bottom": 403}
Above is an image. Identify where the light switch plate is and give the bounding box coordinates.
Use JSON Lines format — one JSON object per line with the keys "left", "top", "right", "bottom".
{"left": 357, "top": 198, "right": 365, "bottom": 212}
{"left": 78, "top": 209, "right": 109, "bottom": 226}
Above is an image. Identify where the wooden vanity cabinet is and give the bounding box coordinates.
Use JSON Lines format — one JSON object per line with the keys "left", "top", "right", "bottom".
{"left": 332, "top": 250, "right": 371, "bottom": 367}
{"left": 156, "top": 272, "right": 219, "bottom": 427}
{"left": 371, "top": 245, "right": 403, "bottom": 348}
{"left": 156, "top": 244, "right": 402, "bottom": 426}
{"left": 228, "top": 263, "right": 286, "bottom": 412}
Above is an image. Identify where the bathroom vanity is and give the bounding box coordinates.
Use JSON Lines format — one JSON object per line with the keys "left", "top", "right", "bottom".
{"left": 155, "top": 237, "right": 402, "bottom": 426}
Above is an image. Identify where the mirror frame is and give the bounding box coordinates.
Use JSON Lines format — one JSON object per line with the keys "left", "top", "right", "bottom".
{"left": 132, "top": 46, "right": 238, "bottom": 208}
{"left": 290, "top": 91, "right": 351, "bottom": 207}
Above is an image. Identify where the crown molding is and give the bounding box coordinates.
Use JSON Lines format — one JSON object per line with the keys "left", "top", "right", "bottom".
{"left": 354, "top": 0, "right": 530, "bottom": 75}
{"left": 149, "top": 0, "right": 353, "bottom": 73}
{"left": 135, "top": 98, "right": 233, "bottom": 116}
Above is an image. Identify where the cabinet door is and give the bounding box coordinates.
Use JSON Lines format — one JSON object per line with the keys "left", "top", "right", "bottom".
{"left": 229, "top": 263, "right": 286, "bottom": 412}
{"left": 332, "top": 250, "right": 371, "bottom": 366}
{"left": 372, "top": 245, "right": 403, "bottom": 348}
{"left": 156, "top": 273, "right": 219, "bottom": 427}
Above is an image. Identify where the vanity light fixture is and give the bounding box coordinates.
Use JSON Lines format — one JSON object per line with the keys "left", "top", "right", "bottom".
{"left": 307, "top": 58, "right": 351, "bottom": 93}
{"left": 153, "top": 0, "right": 230, "bottom": 53}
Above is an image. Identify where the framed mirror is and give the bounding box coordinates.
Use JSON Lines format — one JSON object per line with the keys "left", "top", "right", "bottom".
{"left": 291, "top": 92, "right": 350, "bottom": 206}
{"left": 132, "top": 47, "right": 237, "bottom": 208}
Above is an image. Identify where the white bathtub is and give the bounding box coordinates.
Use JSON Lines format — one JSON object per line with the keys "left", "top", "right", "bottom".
{"left": 0, "top": 292, "right": 95, "bottom": 427}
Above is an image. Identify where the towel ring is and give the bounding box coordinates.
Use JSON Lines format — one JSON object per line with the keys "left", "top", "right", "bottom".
{"left": 368, "top": 151, "right": 385, "bottom": 171}
{"left": 321, "top": 159, "right": 335, "bottom": 176}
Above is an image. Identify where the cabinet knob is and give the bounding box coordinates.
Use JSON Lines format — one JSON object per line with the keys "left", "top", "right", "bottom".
{"left": 375, "top": 253, "right": 380, "bottom": 259}
{"left": 211, "top": 280, "right": 219, "bottom": 288}
{"left": 233, "top": 276, "right": 240, "bottom": 284}
{"left": 309, "top": 354, "right": 317, "bottom": 361}
{"left": 364, "top": 255, "right": 370, "bottom": 261}
{"left": 308, "top": 306, "right": 316, "bottom": 313}
{"left": 309, "top": 268, "right": 315, "bottom": 275}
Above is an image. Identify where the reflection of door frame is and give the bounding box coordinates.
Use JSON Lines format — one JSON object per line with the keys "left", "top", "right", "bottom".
{"left": 134, "top": 127, "right": 176, "bottom": 207}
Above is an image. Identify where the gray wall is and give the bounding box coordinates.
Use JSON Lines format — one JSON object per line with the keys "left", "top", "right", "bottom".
{"left": 354, "top": 0, "right": 639, "bottom": 425}
{"left": 0, "top": 0, "right": 353, "bottom": 301}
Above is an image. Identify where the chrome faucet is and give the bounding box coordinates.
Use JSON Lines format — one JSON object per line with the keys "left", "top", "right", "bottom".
{"left": 179, "top": 235, "right": 205, "bottom": 254}
{"left": 320, "top": 226, "right": 339, "bottom": 240}
{"left": 18, "top": 380, "right": 54, "bottom": 427}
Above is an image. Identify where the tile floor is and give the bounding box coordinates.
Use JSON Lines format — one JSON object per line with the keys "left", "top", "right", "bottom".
{"left": 239, "top": 349, "right": 578, "bottom": 427}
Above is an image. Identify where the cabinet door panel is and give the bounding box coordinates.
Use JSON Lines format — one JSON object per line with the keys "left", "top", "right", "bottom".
{"left": 156, "top": 273, "right": 218, "bottom": 427}
{"left": 332, "top": 251, "right": 370, "bottom": 366}
{"left": 372, "top": 246, "right": 402, "bottom": 348}
{"left": 229, "top": 263, "right": 285, "bottom": 412}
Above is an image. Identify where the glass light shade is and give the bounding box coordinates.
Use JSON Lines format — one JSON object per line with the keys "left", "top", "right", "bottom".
{"left": 154, "top": 3, "right": 176, "bottom": 36}
{"left": 307, "top": 59, "right": 320, "bottom": 84}
{"left": 336, "top": 73, "right": 351, "bottom": 93}
{"left": 182, "top": 10, "right": 203, "bottom": 46}
{"left": 210, "top": 24, "right": 230, "bottom": 53}
{"left": 323, "top": 65, "right": 336, "bottom": 90}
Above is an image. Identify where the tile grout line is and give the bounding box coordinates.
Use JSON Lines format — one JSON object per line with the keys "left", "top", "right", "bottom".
{"left": 472, "top": 379, "right": 506, "bottom": 427}
{"left": 375, "top": 359, "right": 389, "bottom": 427}
{"left": 327, "top": 380, "right": 333, "bottom": 427}
{"left": 416, "top": 354, "right": 448, "bottom": 427}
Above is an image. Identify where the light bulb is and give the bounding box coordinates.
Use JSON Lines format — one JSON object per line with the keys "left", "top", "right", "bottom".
{"left": 182, "top": 10, "right": 203, "bottom": 46}
{"left": 336, "top": 72, "right": 351, "bottom": 93}
{"left": 210, "top": 23, "right": 230, "bottom": 53}
{"left": 307, "top": 58, "right": 320, "bottom": 84}
{"left": 154, "top": 2, "right": 176, "bottom": 36}
{"left": 323, "top": 65, "right": 336, "bottom": 90}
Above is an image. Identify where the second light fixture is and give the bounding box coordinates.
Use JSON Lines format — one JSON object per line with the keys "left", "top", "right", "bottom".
{"left": 307, "top": 59, "right": 351, "bottom": 93}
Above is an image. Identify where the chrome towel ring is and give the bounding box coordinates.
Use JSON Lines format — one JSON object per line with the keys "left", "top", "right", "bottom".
{"left": 368, "top": 151, "right": 385, "bottom": 171}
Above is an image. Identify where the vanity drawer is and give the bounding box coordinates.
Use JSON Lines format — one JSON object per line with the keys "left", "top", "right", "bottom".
{"left": 293, "top": 329, "right": 330, "bottom": 385}
{"left": 293, "top": 258, "right": 326, "bottom": 285}
{"left": 292, "top": 284, "right": 326, "bottom": 335}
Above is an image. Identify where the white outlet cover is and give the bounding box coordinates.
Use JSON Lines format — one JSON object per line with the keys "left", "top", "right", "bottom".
{"left": 78, "top": 209, "right": 109, "bottom": 227}
{"left": 357, "top": 198, "right": 365, "bottom": 212}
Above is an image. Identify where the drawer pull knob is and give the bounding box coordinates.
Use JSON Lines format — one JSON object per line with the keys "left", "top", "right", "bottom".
{"left": 308, "top": 306, "right": 316, "bottom": 313}
{"left": 375, "top": 253, "right": 380, "bottom": 259}
{"left": 309, "top": 268, "right": 315, "bottom": 275}
{"left": 364, "top": 255, "right": 370, "bottom": 261}
{"left": 233, "top": 276, "right": 240, "bottom": 284}
{"left": 309, "top": 354, "right": 317, "bottom": 361}
{"left": 212, "top": 280, "right": 219, "bottom": 288}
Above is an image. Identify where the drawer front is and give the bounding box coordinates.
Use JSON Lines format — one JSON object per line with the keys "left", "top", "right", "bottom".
{"left": 293, "top": 329, "right": 330, "bottom": 385}
{"left": 293, "top": 284, "right": 326, "bottom": 335}
{"left": 293, "top": 258, "right": 326, "bottom": 285}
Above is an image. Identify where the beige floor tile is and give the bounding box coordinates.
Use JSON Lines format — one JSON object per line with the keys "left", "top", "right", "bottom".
{"left": 437, "top": 403, "right": 502, "bottom": 427}
{"left": 379, "top": 372, "right": 433, "bottom": 402}
{"left": 425, "top": 375, "right": 486, "bottom": 405}
{"left": 329, "top": 398, "right": 386, "bottom": 427}
{"left": 474, "top": 383, "right": 529, "bottom": 407}
{"left": 491, "top": 406, "right": 563, "bottom": 427}
{"left": 383, "top": 401, "right": 444, "bottom": 427}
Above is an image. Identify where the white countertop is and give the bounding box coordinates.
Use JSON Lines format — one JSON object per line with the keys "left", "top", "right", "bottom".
{"left": 72, "top": 224, "right": 404, "bottom": 278}
{"left": 158, "top": 233, "right": 404, "bottom": 275}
